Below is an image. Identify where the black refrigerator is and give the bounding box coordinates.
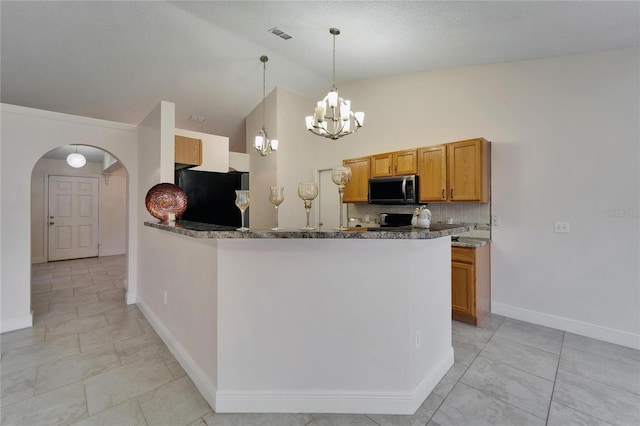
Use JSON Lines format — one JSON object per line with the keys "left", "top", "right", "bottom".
{"left": 175, "top": 169, "right": 249, "bottom": 227}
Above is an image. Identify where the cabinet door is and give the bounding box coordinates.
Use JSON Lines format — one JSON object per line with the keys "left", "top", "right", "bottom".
{"left": 418, "top": 145, "right": 446, "bottom": 202}
{"left": 343, "top": 157, "right": 370, "bottom": 203}
{"left": 451, "top": 261, "right": 475, "bottom": 316}
{"left": 175, "top": 135, "right": 203, "bottom": 167}
{"left": 393, "top": 149, "right": 417, "bottom": 175}
{"left": 371, "top": 153, "right": 393, "bottom": 177}
{"left": 447, "top": 138, "right": 487, "bottom": 201}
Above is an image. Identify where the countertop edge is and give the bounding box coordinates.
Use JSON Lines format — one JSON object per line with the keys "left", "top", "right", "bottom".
{"left": 451, "top": 239, "right": 491, "bottom": 248}
{"left": 144, "top": 221, "right": 470, "bottom": 240}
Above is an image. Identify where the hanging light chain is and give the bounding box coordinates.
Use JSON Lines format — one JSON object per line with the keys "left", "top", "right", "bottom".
{"left": 331, "top": 28, "right": 338, "bottom": 90}
{"left": 261, "top": 55, "right": 267, "bottom": 128}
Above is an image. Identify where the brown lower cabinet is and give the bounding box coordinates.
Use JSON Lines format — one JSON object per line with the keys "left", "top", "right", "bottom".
{"left": 451, "top": 244, "right": 491, "bottom": 325}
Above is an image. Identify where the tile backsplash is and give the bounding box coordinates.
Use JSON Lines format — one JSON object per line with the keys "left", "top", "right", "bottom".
{"left": 348, "top": 202, "right": 491, "bottom": 238}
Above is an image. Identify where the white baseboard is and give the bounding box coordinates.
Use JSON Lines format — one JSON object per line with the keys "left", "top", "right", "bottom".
{"left": 215, "top": 348, "right": 453, "bottom": 415}
{"left": 492, "top": 303, "right": 640, "bottom": 350}
{"left": 136, "top": 301, "right": 218, "bottom": 411}
{"left": 31, "top": 257, "right": 46, "bottom": 264}
{"left": 99, "top": 248, "right": 126, "bottom": 257}
{"left": 1, "top": 313, "right": 33, "bottom": 333}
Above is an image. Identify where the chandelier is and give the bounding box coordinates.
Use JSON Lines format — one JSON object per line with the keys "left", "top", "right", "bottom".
{"left": 305, "top": 28, "right": 364, "bottom": 140}
{"left": 254, "top": 55, "right": 278, "bottom": 156}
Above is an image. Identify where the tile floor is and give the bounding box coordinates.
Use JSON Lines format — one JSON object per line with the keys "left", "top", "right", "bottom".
{"left": 1, "top": 255, "right": 639, "bottom": 425}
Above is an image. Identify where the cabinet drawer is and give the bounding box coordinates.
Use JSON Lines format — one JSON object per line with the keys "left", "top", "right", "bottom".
{"left": 452, "top": 247, "right": 475, "bottom": 264}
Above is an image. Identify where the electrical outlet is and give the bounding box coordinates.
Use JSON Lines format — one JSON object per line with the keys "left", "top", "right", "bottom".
{"left": 415, "top": 330, "right": 421, "bottom": 348}
{"left": 491, "top": 215, "right": 501, "bottom": 226}
{"left": 163, "top": 291, "right": 168, "bottom": 305}
{"left": 554, "top": 221, "right": 570, "bottom": 233}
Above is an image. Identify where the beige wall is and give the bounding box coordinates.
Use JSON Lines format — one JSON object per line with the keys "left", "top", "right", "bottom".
{"left": 246, "top": 48, "right": 640, "bottom": 347}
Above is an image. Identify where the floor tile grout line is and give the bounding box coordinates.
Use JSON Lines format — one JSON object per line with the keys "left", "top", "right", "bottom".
{"left": 475, "top": 351, "right": 558, "bottom": 384}
{"left": 488, "top": 332, "right": 563, "bottom": 358}
{"left": 547, "top": 330, "right": 565, "bottom": 426}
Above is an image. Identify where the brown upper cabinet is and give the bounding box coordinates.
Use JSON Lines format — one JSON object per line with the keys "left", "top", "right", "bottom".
{"left": 417, "top": 145, "right": 447, "bottom": 202}
{"left": 342, "top": 156, "right": 370, "bottom": 203}
{"left": 447, "top": 138, "right": 490, "bottom": 202}
{"left": 371, "top": 149, "right": 417, "bottom": 178}
{"left": 418, "top": 138, "right": 490, "bottom": 203}
{"left": 175, "top": 135, "right": 203, "bottom": 169}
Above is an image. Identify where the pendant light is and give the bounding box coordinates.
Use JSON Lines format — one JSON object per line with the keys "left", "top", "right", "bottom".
{"left": 305, "top": 28, "right": 364, "bottom": 140}
{"left": 254, "top": 55, "right": 278, "bottom": 156}
{"left": 66, "top": 145, "right": 86, "bottom": 168}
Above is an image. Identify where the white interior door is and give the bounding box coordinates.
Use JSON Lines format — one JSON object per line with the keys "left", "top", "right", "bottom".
{"left": 48, "top": 175, "right": 99, "bottom": 261}
{"left": 318, "top": 169, "right": 340, "bottom": 230}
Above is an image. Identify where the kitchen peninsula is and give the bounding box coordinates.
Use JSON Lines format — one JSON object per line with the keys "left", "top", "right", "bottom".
{"left": 140, "top": 221, "right": 468, "bottom": 415}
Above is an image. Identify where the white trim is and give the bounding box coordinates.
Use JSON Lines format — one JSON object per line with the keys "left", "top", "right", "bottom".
{"left": 125, "top": 289, "right": 136, "bottom": 305}
{"left": 1, "top": 103, "right": 137, "bottom": 132}
{"left": 492, "top": 302, "right": 640, "bottom": 350}
{"left": 31, "top": 256, "right": 46, "bottom": 264}
{"left": 136, "top": 300, "right": 218, "bottom": 411}
{"left": 0, "top": 313, "right": 33, "bottom": 333}
{"left": 215, "top": 349, "right": 453, "bottom": 415}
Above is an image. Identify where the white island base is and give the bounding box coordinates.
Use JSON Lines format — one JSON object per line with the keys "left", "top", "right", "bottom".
{"left": 138, "top": 227, "right": 454, "bottom": 415}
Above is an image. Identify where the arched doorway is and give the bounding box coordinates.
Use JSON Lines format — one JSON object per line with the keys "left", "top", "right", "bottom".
{"left": 30, "top": 144, "right": 129, "bottom": 322}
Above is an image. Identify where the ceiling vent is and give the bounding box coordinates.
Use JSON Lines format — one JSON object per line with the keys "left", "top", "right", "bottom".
{"left": 268, "top": 27, "right": 292, "bottom": 40}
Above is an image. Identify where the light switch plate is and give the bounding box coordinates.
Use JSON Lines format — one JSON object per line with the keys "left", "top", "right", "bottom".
{"left": 491, "top": 215, "right": 501, "bottom": 226}
{"left": 554, "top": 221, "right": 570, "bottom": 233}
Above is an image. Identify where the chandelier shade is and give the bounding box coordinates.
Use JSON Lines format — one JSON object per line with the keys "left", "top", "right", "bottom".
{"left": 254, "top": 55, "right": 278, "bottom": 156}
{"left": 305, "top": 28, "right": 364, "bottom": 140}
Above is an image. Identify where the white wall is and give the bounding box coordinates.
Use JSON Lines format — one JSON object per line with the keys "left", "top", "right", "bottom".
{"left": 246, "top": 48, "right": 639, "bottom": 347}
{"left": 0, "top": 104, "right": 139, "bottom": 332}
{"left": 99, "top": 167, "right": 127, "bottom": 256}
{"left": 229, "top": 152, "right": 249, "bottom": 172}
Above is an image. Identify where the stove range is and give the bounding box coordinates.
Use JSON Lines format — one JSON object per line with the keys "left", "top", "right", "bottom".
{"left": 379, "top": 213, "right": 414, "bottom": 228}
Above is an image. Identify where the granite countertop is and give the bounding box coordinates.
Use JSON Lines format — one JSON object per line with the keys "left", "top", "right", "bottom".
{"left": 144, "top": 220, "right": 470, "bottom": 240}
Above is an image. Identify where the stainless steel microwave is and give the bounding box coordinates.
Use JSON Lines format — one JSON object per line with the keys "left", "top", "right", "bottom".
{"left": 368, "top": 175, "right": 419, "bottom": 205}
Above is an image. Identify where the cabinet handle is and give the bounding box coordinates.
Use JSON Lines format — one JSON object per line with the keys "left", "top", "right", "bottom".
{"left": 388, "top": 166, "right": 391, "bottom": 175}
{"left": 450, "top": 189, "right": 454, "bottom": 199}
{"left": 395, "top": 165, "right": 397, "bottom": 174}
{"left": 441, "top": 189, "right": 445, "bottom": 199}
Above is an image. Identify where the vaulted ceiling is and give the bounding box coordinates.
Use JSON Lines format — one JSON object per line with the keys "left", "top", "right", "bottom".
{"left": 2, "top": 1, "right": 638, "bottom": 152}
